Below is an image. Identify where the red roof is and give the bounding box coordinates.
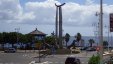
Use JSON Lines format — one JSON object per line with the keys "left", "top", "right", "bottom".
{"left": 29, "top": 28, "right": 46, "bottom": 35}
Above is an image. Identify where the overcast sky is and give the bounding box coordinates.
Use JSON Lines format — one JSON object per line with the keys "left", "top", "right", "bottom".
{"left": 0, "top": 0, "right": 113, "bottom": 36}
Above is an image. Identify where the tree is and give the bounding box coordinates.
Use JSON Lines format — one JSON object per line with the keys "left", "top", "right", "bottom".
{"left": 0, "top": 33, "right": 4, "bottom": 49}
{"left": 88, "top": 55, "right": 100, "bottom": 64}
{"left": 8, "top": 32, "right": 17, "bottom": 47}
{"left": 103, "top": 41, "right": 108, "bottom": 48}
{"left": 3, "top": 32, "right": 9, "bottom": 44}
{"left": 75, "top": 33, "right": 82, "bottom": 46}
{"left": 64, "top": 33, "right": 70, "bottom": 48}
{"left": 89, "top": 39, "right": 95, "bottom": 47}
{"left": 0, "top": 33, "right": 3, "bottom": 44}
{"left": 25, "top": 34, "right": 34, "bottom": 43}
{"left": 45, "top": 36, "right": 55, "bottom": 45}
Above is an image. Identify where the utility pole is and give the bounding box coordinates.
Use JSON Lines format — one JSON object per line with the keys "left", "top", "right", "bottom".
{"left": 55, "top": 3, "right": 65, "bottom": 49}
{"left": 15, "top": 28, "right": 20, "bottom": 44}
{"left": 99, "top": 0, "right": 103, "bottom": 64}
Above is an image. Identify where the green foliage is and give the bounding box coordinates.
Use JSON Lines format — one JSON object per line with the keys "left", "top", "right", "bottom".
{"left": 19, "top": 34, "right": 28, "bottom": 43}
{"left": 0, "top": 33, "right": 4, "bottom": 44}
{"left": 76, "top": 33, "right": 82, "bottom": 42}
{"left": 45, "top": 36, "right": 55, "bottom": 45}
{"left": 65, "top": 33, "right": 70, "bottom": 48}
{"left": 3, "top": 32, "right": 10, "bottom": 43}
{"left": 9, "top": 32, "right": 18, "bottom": 43}
{"left": 0, "top": 32, "right": 34, "bottom": 44}
{"left": 0, "top": 32, "right": 46, "bottom": 49}
{"left": 89, "top": 39, "right": 95, "bottom": 47}
{"left": 88, "top": 55, "right": 100, "bottom": 64}
{"left": 25, "top": 34, "right": 34, "bottom": 43}
{"left": 103, "top": 41, "right": 108, "bottom": 47}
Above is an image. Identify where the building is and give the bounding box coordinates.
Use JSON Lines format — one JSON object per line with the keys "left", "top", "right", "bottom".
{"left": 29, "top": 28, "right": 46, "bottom": 49}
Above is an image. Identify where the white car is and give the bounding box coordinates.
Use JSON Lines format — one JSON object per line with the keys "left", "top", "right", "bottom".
{"left": 70, "top": 47, "right": 81, "bottom": 53}
{"left": 4, "top": 48, "right": 16, "bottom": 53}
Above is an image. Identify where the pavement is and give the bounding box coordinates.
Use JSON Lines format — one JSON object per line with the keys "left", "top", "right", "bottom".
{"left": 0, "top": 50, "right": 111, "bottom": 64}
{"left": 29, "top": 51, "right": 98, "bottom": 64}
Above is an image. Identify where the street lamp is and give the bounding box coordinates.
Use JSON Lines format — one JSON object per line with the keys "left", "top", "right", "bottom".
{"left": 99, "top": 0, "right": 104, "bottom": 64}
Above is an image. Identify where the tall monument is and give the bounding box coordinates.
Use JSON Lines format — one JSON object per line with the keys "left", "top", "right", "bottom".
{"left": 55, "top": 3, "right": 65, "bottom": 48}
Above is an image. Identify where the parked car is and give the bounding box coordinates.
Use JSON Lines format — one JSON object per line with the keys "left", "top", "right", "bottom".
{"left": 86, "top": 47, "right": 96, "bottom": 51}
{"left": 80, "top": 47, "right": 88, "bottom": 50}
{"left": 4, "top": 48, "right": 16, "bottom": 53}
{"left": 70, "top": 47, "right": 81, "bottom": 53}
{"left": 65, "top": 57, "right": 81, "bottom": 64}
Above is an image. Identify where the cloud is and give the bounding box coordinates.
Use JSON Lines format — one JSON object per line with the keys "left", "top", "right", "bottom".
{"left": 20, "top": 0, "right": 59, "bottom": 25}
{"left": 1, "top": 0, "right": 113, "bottom": 27}
{"left": 20, "top": 0, "right": 113, "bottom": 27}
{"left": 0, "top": 0, "right": 23, "bottom": 23}
{"left": 85, "top": 0, "right": 94, "bottom": 5}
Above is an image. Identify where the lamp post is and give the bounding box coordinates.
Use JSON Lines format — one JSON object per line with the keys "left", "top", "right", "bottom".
{"left": 99, "top": 0, "right": 103, "bottom": 64}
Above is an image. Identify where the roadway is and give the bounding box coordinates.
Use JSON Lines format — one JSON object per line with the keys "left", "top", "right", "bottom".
{"left": 0, "top": 50, "right": 110, "bottom": 64}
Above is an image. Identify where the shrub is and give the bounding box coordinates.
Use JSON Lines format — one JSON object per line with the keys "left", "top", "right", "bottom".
{"left": 88, "top": 55, "right": 100, "bottom": 64}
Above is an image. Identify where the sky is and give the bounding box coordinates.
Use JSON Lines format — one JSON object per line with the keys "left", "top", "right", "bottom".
{"left": 0, "top": 0, "right": 113, "bottom": 36}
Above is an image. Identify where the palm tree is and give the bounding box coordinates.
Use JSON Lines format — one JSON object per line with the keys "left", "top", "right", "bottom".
{"left": 64, "top": 33, "right": 70, "bottom": 48}
{"left": 89, "top": 39, "right": 95, "bottom": 47}
{"left": 0, "top": 33, "right": 4, "bottom": 49}
{"left": 75, "top": 33, "right": 82, "bottom": 47}
{"left": 103, "top": 41, "right": 108, "bottom": 48}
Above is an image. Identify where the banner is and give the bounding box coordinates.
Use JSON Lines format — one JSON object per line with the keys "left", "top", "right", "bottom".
{"left": 110, "top": 13, "right": 113, "bottom": 32}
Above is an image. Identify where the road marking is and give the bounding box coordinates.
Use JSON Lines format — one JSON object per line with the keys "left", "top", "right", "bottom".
{"left": 82, "top": 62, "right": 88, "bottom": 64}
{"left": 29, "top": 61, "right": 64, "bottom": 64}
{"left": 49, "top": 62, "right": 64, "bottom": 64}
{"left": 29, "top": 61, "right": 35, "bottom": 64}
{"left": 49, "top": 62, "right": 53, "bottom": 64}
{"left": 23, "top": 54, "right": 27, "bottom": 56}
{"left": 22, "top": 54, "right": 33, "bottom": 58}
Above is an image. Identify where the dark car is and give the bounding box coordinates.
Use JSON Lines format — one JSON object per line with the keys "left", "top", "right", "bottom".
{"left": 86, "top": 47, "right": 96, "bottom": 51}
{"left": 4, "top": 48, "right": 16, "bottom": 53}
{"left": 65, "top": 57, "right": 81, "bottom": 64}
{"left": 80, "top": 47, "right": 88, "bottom": 50}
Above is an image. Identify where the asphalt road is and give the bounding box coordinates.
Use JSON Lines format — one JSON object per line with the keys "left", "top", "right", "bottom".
{"left": 34, "top": 55, "right": 90, "bottom": 64}
{"left": 0, "top": 51, "right": 38, "bottom": 64}
{"left": 0, "top": 51, "right": 109, "bottom": 64}
{"left": 33, "top": 51, "right": 96, "bottom": 64}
